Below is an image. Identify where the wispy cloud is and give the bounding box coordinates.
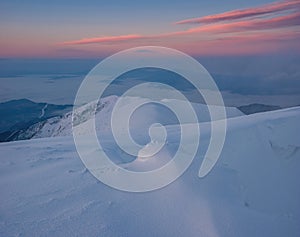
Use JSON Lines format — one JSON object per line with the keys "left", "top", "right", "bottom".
{"left": 60, "top": 34, "right": 144, "bottom": 45}
{"left": 175, "top": 0, "right": 300, "bottom": 25}
{"left": 59, "top": 0, "right": 300, "bottom": 55}
{"left": 180, "top": 12, "right": 300, "bottom": 35}
{"left": 61, "top": 11, "right": 300, "bottom": 46}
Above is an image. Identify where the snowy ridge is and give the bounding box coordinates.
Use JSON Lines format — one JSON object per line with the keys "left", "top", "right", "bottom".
{"left": 15, "top": 95, "right": 243, "bottom": 140}
{"left": 0, "top": 106, "right": 299, "bottom": 236}
{"left": 15, "top": 96, "right": 118, "bottom": 140}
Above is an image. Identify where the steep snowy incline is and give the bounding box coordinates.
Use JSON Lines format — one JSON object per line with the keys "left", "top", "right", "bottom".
{"left": 0, "top": 107, "right": 299, "bottom": 237}
{"left": 15, "top": 95, "right": 243, "bottom": 140}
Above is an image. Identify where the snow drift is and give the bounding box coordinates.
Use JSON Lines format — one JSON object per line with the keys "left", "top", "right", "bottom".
{"left": 0, "top": 106, "right": 299, "bottom": 236}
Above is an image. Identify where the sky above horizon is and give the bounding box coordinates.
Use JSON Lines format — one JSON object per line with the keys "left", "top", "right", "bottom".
{"left": 1, "top": 0, "right": 300, "bottom": 107}
{"left": 1, "top": 0, "right": 300, "bottom": 58}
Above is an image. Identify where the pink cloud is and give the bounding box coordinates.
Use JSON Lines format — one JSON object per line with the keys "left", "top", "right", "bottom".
{"left": 58, "top": 1, "right": 300, "bottom": 55}
{"left": 181, "top": 12, "right": 300, "bottom": 35}
{"left": 61, "top": 5, "right": 300, "bottom": 46}
{"left": 60, "top": 34, "right": 144, "bottom": 45}
{"left": 178, "top": 30, "right": 300, "bottom": 55}
{"left": 175, "top": 0, "right": 300, "bottom": 25}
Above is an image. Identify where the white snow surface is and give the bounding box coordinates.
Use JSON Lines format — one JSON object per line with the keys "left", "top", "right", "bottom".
{"left": 1, "top": 106, "right": 300, "bottom": 236}
{"left": 17, "top": 95, "right": 243, "bottom": 140}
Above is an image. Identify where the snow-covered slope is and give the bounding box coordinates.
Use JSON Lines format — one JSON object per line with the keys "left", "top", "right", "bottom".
{"left": 15, "top": 95, "right": 243, "bottom": 140}
{"left": 0, "top": 99, "right": 72, "bottom": 142}
{"left": 0, "top": 107, "right": 299, "bottom": 237}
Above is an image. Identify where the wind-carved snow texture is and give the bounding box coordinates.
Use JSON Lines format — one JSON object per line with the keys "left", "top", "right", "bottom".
{"left": 0, "top": 106, "right": 299, "bottom": 236}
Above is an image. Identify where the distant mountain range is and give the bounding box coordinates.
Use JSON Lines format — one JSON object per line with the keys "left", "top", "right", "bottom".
{"left": 238, "top": 103, "right": 281, "bottom": 115}
{"left": 1, "top": 96, "right": 245, "bottom": 142}
{"left": 0, "top": 99, "right": 72, "bottom": 142}
{"left": 0, "top": 98, "right": 283, "bottom": 143}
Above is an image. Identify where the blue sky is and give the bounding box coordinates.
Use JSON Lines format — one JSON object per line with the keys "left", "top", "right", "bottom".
{"left": 1, "top": 0, "right": 299, "bottom": 57}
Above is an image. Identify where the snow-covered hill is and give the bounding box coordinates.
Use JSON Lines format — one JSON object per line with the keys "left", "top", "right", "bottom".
{"left": 14, "top": 95, "right": 243, "bottom": 140}
{"left": 0, "top": 99, "right": 72, "bottom": 142}
{"left": 0, "top": 106, "right": 299, "bottom": 236}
